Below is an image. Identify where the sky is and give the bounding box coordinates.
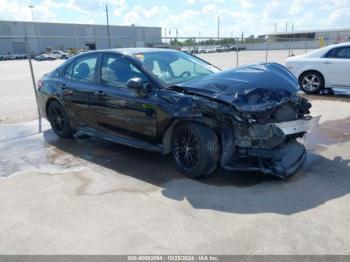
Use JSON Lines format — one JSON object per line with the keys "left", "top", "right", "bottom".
{"left": 1, "top": 0, "right": 350, "bottom": 37}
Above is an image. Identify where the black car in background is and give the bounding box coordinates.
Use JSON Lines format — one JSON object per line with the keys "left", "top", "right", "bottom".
{"left": 37, "top": 48, "right": 319, "bottom": 179}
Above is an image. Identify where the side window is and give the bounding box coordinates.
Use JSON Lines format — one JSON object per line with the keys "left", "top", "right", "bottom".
{"left": 65, "top": 55, "right": 98, "bottom": 82}
{"left": 325, "top": 47, "right": 350, "bottom": 59}
{"left": 101, "top": 54, "right": 147, "bottom": 88}
{"left": 334, "top": 47, "right": 350, "bottom": 59}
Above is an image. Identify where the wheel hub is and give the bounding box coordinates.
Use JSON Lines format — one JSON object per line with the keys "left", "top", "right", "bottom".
{"left": 174, "top": 126, "right": 199, "bottom": 170}
{"left": 48, "top": 104, "right": 66, "bottom": 132}
{"left": 302, "top": 74, "right": 320, "bottom": 92}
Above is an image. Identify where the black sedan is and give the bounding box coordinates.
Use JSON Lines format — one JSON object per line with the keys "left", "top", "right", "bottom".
{"left": 37, "top": 48, "right": 319, "bottom": 179}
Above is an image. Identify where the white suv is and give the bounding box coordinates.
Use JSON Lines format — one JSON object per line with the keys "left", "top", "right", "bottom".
{"left": 286, "top": 42, "right": 350, "bottom": 94}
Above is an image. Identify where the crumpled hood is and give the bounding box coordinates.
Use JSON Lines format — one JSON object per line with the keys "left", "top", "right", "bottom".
{"left": 176, "top": 63, "right": 299, "bottom": 113}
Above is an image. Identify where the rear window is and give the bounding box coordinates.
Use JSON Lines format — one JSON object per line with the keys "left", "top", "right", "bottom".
{"left": 64, "top": 54, "right": 98, "bottom": 82}
{"left": 48, "top": 70, "right": 59, "bottom": 78}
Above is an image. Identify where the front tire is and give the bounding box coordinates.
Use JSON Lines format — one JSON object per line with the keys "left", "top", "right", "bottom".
{"left": 299, "top": 71, "right": 324, "bottom": 94}
{"left": 172, "top": 122, "right": 220, "bottom": 178}
{"left": 47, "top": 100, "right": 76, "bottom": 138}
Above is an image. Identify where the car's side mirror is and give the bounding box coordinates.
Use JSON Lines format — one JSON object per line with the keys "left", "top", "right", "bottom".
{"left": 127, "top": 77, "right": 144, "bottom": 90}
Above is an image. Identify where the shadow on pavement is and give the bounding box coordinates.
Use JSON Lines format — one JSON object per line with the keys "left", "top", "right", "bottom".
{"left": 43, "top": 110, "right": 350, "bottom": 215}
{"left": 302, "top": 87, "right": 350, "bottom": 102}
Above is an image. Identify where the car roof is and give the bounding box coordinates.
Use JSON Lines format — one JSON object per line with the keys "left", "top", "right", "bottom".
{"left": 60, "top": 48, "right": 184, "bottom": 68}
{"left": 298, "top": 42, "right": 350, "bottom": 58}
{"left": 91, "top": 48, "right": 180, "bottom": 56}
{"left": 328, "top": 42, "right": 350, "bottom": 48}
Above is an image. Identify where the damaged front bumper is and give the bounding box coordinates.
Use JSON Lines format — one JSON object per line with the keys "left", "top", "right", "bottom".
{"left": 221, "top": 116, "right": 320, "bottom": 179}
{"left": 274, "top": 116, "right": 321, "bottom": 135}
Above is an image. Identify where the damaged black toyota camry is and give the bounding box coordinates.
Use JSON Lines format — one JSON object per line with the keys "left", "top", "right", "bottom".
{"left": 37, "top": 48, "right": 319, "bottom": 179}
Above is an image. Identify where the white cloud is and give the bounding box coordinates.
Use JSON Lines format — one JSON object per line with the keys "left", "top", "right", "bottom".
{"left": 0, "top": 0, "right": 59, "bottom": 22}
{"left": 202, "top": 4, "right": 218, "bottom": 15}
{"left": 0, "top": 0, "right": 350, "bottom": 38}
{"left": 163, "top": 9, "right": 203, "bottom": 36}
{"left": 237, "top": 0, "right": 254, "bottom": 9}
{"left": 122, "top": 5, "right": 169, "bottom": 26}
{"left": 325, "top": 7, "right": 350, "bottom": 25}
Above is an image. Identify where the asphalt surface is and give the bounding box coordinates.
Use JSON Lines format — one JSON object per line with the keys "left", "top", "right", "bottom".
{"left": 0, "top": 93, "right": 349, "bottom": 254}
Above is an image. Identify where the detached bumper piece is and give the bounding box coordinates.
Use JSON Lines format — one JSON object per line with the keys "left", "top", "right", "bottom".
{"left": 222, "top": 141, "right": 306, "bottom": 179}
{"left": 275, "top": 115, "right": 320, "bottom": 135}
{"left": 270, "top": 141, "right": 306, "bottom": 178}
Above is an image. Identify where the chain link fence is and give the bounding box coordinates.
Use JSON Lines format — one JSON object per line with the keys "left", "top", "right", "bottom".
{"left": 165, "top": 37, "right": 333, "bottom": 68}
{"left": 0, "top": 34, "right": 344, "bottom": 141}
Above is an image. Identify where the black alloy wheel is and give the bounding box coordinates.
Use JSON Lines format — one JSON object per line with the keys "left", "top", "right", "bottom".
{"left": 172, "top": 122, "right": 220, "bottom": 178}
{"left": 47, "top": 100, "right": 76, "bottom": 138}
{"left": 173, "top": 125, "right": 200, "bottom": 171}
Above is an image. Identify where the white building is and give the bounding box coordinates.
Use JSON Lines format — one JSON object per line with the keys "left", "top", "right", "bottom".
{"left": 0, "top": 20, "right": 162, "bottom": 54}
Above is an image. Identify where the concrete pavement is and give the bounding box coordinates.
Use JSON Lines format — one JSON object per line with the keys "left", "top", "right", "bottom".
{"left": 0, "top": 94, "right": 349, "bottom": 254}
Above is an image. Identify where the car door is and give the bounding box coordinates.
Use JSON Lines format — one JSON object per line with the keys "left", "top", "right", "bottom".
{"left": 322, "top": 46, "right": 350, "bottom": 87}
{"left": 60, "top": 53, "right": 100, "bottom": 128}
{"left": 89, "top": 53, "right": 157, "bottom": 141}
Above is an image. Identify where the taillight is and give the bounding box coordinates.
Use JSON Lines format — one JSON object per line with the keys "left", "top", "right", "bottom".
{"left": 37, "top": 79, "right": 43, "bottom": 89}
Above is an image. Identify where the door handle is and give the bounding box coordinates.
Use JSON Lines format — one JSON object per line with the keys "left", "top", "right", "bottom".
{"left": 323, "top": 61, "right": 332, "bottom": 64}
{"left": 95, "top": 90, "right": 105, "bottom": 97}
{"left": 60, "top": 84, "right": 73, "bottom": 95}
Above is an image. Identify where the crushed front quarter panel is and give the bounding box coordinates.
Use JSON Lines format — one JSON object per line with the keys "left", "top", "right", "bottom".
{"left": 176, "top": 62, "right": 299, "bottom": 113}
{"left": 175, "top": 62, "right": 319, "bottom": 178}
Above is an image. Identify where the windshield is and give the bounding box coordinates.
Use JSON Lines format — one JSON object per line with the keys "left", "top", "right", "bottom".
{"left": 133, "top": 51, "right": 220, "bottom": 85}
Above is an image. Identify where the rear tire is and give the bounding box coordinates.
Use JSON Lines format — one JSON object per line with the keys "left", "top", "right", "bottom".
{"left": 299, "top": 71, "right": 324, "bottom": 94}
{"left": 47, "top": 100, "right": 76, "bottom": 138}
{"left": 172, "top": 122, "right": 220, "bottom": 178}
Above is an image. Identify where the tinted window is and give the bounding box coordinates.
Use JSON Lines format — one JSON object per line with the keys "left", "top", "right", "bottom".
{"left": 48, "top": 70, "right": 60, "bottom": 78}
{"left": 335, "top": 47, "right": 350, "bottom": 58}
{"left": 65, "top": 54, "right": 98, "bottom": 82}
{"left": 325, "top": 47, "right": 350, "bottom": 59}
{"left": 101, "top": 54, "right": 147, "bottom": 88}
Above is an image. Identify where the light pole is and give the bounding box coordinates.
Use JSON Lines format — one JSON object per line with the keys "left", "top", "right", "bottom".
{"left": 217, "top": 16, "right": 220, "bottom": 42}
{"left": 105, "top": 4, "right": 111, "bottom": 48}
{"left": 27, "top": 4, "right": 42, "bottom": 132}
{"left": 28, "top": 5, "right": 35, "bottom": 23}
{"left": 28, "top": 5, "right": 37, "bottom": 39}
